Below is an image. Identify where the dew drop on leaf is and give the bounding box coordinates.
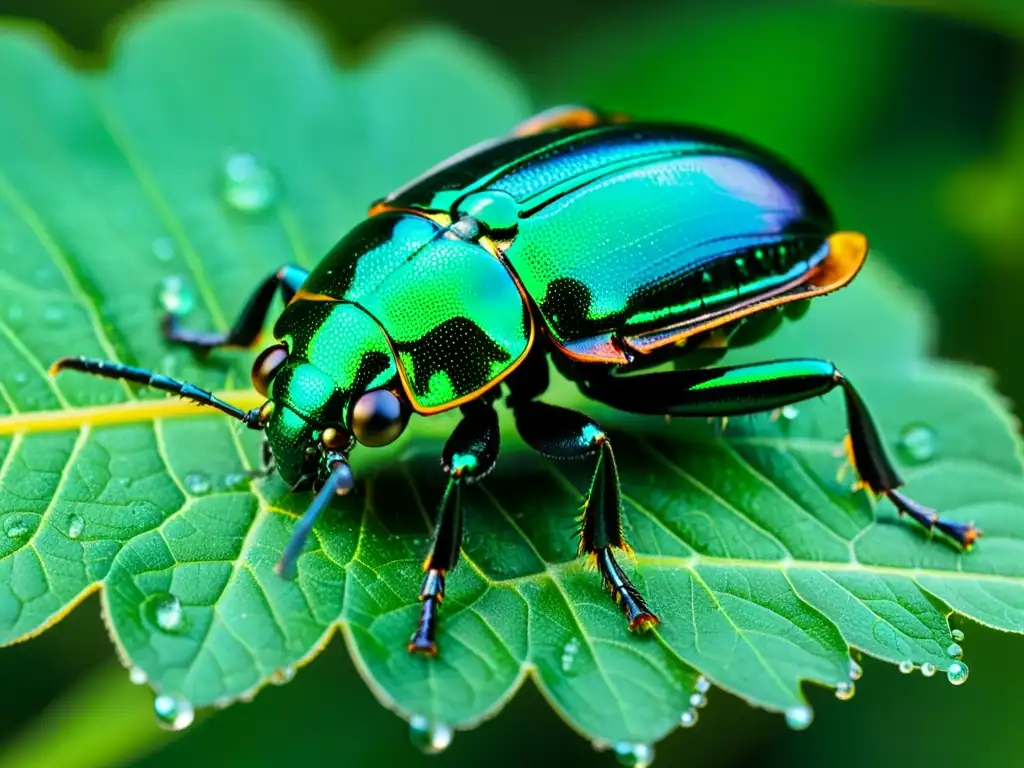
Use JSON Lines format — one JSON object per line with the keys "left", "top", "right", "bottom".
{"left": 614, "top": 741, "right": 654, "bottom": 768}
{"left": 3, "top": 515, "right": 31, "bottom": 539}
{"left": 224, "top": 472, "right": 249, "bottom": 491}
{"left": 560, "top": 636, "right": 580, "bottom": 673}
{"left": 784, "top": 706, "right": 813, "bottom": 731}
{"left": 66, "top": 513, "right": 84, "bottom": 540}
{"left": 848, "top": 659, "right": 863, "bottom": 681}
{"left": 152, "top": 236, "right": 175, "bottom": 262}
{"left": 780, "top": 405, "right": 799, "bottom": 421}
{"left": 270, "top": 666, "right": 296, "bottom": 686}
{"left": 920, "top": 663, "right": 936, "bottom": 678}
{"left": 835, "top": 681, "right": 855, "bottom": 701}
{"left": 183, "top": 472, "right": 212, "bottom": 495}
{"left": 689, "top": 692, "right": 707, "bottom": 709}
{"left": 951, "top": 629, "right": 965, "bottom": 642}
{"left": 694, "top": 675, "right": 711, "bottom": 694}
{"left": 898, "top": 660, "right": 914, "bottom": 674}
{"left": 897, "top": 424, "right": 937, "bottom": 464}
{"left": 153, "top": 693, "right": 194, "bottom": 731}
{"left": 42, "top": 305, "right": 66, "bottom": 325}
{"left": 129, "top": 667, "right": 148, "bottom": 686}
{"left": 144, "top": 593, "right": 186, "bottom": 634}
{"left": 408, "top": 715, "right": 453, "bottom": 755}
{"left": 12, "top": 372, "right": 28, "bottom": 385}
{"left": 220, "top": 152, "right": 278, "bottom": 213}
{"left": 947, "top": 661, "right": 969, "bottom": 685}
{"left": 679, "top": 708, "right": 698, "bottom": 728}
{"left": 946, "top": 642, "right": 963, "bottom": 659}
{"left": 6, "top": 305, "right": 23, "bottom": 328}
{"left": 156, "top": 276, "right": 196, "bottom": 317}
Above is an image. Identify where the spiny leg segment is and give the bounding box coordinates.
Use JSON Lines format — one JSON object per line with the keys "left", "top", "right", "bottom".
{"left": 580, "top": 358, "right": 979, "bottom": 547}
{"left": 408, "top": 401, "right": 500, "bottom": 656}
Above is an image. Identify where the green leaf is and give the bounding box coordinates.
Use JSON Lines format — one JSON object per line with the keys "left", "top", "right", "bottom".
{"left": 1, "top": 0, "right": 1023, "bottom": 754}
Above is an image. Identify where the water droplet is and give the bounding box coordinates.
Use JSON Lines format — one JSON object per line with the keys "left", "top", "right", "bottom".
{"left": 408, "top": 715, "right": 453, "bottom": 755}
{"left": 270, "top": 666, "right": 296, "bottom": 686}
{"left": 224, "top": 473, "right": 249, "bottom": 491}
{"left": 848, "top": 659, "right": 863, "bottom": 681}
{"left": 784, "top": 705, "right": 813, "bottom": 731}
{"left": 781, "top": 405, "right": 800, "bottom": 421}
{"left": 694, "top": 675, "right": 711, "bottom": 694}
{"left": 897, "top": 424, "right": 937, "bottom": 464}
{"left": 144, "top": 593, "right": 186, "bottom": 634}
{"left": 6, "top": 305, "right": 23, "bottom": 327}
{"left": 614, "top": 742, "right": 655, "bottom": 768}
{"left": 183, "top": 472, "right": 212, "bottom": 495}
{"left": 152, "top": 237, "right": 175, "bottom": 262}
{"left": 946, "top": 661, "right": 969, "bottom": 686}
{"left": 560, "top": 637, "right": 580, "bottom": 673}
{"left": 835, "top": 681, "right": 855, "bottom": 701}
{"left": 689, "top": 692, "right": 707, "bottom": 709}
{"left": 951, "top": 629, "right": 965, "bottom": 642}
{"left": 3, "top": 515, "right": 31, "bottom": 539}
{"left": 156, "top": 276, "right": 196, "bottom": 317}
{"left": 220, "top": 152, "right": 278, "bottom": 213}
{"left": 920, "top": 663, "right": 936, "bottom": 678}
{"left": 42, "top": 306, "right": 66, "bottom": 325}
{"left": 946, "top": 642, "right": 963, "bottom": 659}
{"left": 153, "top": 693, "right": 194, "bottom": 731}
{"left": 898, "top": 660, "right": 914, "bottom": 674}
{"left": 679, "top": 708, "right": 699, "bottom": 728}
{"left": 12, "top": 372, "right": 28, "bottom": 385}
{"left": 66, "top": 513, "right": 84, "bottom": 540}
{"left": 128, "top": 667, "right": 148, "bottom": 686}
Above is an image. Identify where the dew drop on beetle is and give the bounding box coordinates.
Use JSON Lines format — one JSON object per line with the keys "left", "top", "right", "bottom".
{"left": 66, "top": 513, "right": 84, "bottom": 540}
{"left": 679, "top": 708, "right": 699, "bottom": 728}
{"left": 153, "top": 693, "right": 194, "bottom": 731}
{"left": 835, "top": 681, "right": 855, "bottom": 701}
{"left": 946, "top": 642, "right": 963, "bottom": 659}
{"left": 897, "top": 424, "right": 937, "bottom": 464}
{"left": 129, "top": 667, "right": 148, "bottom": 686}
{"left": 408, "top": 715, "right": 453, "bottom": 755}
{"left": 220, "top": 152, "right": 278, "bottom": 214}
{"left": 920, "top": 663, "right": 936, "bottom": 678}
{"left": 946, "top": 661, "right": 969, "bottom": 686}
{"left": 183, "top": 472, "right": 212, "bottom": 495}
{"left": 951, "top": 629, "right": 965, "bottom": 642}
{"left": 898, "top": 660, "right": 914, "bottom": 674}
{"left": 784, "top": 705, "right": 813, "bottom": 731}
{"left": 156, "top": 276, "right": 196, "bottom": 317}
{"left": 614, "top": 741, "right": 655, "bottom": 768}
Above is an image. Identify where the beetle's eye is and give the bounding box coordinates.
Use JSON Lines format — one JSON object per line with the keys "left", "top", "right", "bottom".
{"left": 351, "top": 390, "right": 408, "bottom": 447}
{"left": 251, "top": 344, "right": 289, "bottom": 397}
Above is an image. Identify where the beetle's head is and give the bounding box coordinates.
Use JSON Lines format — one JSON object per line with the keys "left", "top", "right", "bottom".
{"left": 252, "top": 301, "right": 410, "bottom": 491}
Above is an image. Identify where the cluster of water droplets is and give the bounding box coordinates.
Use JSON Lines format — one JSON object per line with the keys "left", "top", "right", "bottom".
{"left": 893, "top": 629, "right": 969, "bottom": 685}
{"left": 153, "top": 693, "right": 195, "bottom": 732}
{"left": 3, "top": 514, "right": 32, "bottom": 540}
{"left": 614, "top": 741, "right": 655, "bottom": 768}
{"left": 561, "top": 637, "right": 580, "bottom": 673}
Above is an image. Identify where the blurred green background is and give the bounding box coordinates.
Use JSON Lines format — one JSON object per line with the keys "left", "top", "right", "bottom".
{"left": 0, "top": 0, "right": 1021, "bottom": 766}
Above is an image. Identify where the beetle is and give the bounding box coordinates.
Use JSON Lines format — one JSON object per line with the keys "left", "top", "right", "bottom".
{"left": 52, "top": 105, "right": 980, "bottom": 656}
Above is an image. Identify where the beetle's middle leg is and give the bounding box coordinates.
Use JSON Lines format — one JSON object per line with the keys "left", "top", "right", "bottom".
{"left": 408, "top": 401, "right": 500, "bottom": 657}
{"left": 512, "top": 400, "right": 659, "bottom": 631}
{"left": 580, "top": 358, "right": 980, "bottom": 548}
{"left": 163, "top": 264, "right": 309, "bottom": 351}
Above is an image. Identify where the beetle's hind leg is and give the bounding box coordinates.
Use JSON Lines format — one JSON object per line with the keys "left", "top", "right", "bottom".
{"left": 580, "top": 360, "right": 980, "bottom": 548}
{"left": 408, "top": 402, "right": 500, "bottom": 656}
{"left": 163, "top": 264, "right": 308, "bottom": 351}
{"left": 513, "top": 401, "right": 658, "bottom": 631}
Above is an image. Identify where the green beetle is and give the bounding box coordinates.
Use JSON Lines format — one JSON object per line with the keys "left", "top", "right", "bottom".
{"left": 53, "top": 105, "right": 980, "bottom": 656}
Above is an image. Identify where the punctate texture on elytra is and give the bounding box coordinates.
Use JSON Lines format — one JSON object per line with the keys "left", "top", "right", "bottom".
{"left": 0, "top": 0, "right": 1022, "bottom": 754}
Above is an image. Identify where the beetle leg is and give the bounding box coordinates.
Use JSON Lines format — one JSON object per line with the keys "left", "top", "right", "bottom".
{"left": 513, "top": 400, "right": 658, "bottom": 632}
{"left": 408, "top": 402, "right": 500, "bottom": 657}
{"left": 163, "top": 264, "right": 309, "bottom": 351}
{"left": 511, "top": 105, "right": 621, "bottom": 137}
{"left": 580, "top": 359, "right": 981, "bottom": 549}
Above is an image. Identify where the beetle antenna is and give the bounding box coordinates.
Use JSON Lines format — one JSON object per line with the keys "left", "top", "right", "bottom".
{"left": 50, "top": 357, "right": 264, "bottom": 429}
{"left": 275, "top": 459, "right": 355, "bottom": 579}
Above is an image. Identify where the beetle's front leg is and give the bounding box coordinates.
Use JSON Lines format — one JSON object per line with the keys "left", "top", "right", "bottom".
{"left": 408, "top": 402, "right": 500, "bottom": 656}
{"left": 580, "top": 359, "right": 980, "bottom": 548}
{"left": 513, "top": 401, "right": 658, "bottom": 631}
{"left": 163, "top": 264, "right": 309, "bottom": 351}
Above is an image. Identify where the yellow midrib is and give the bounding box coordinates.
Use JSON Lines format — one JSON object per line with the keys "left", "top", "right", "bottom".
{"left": 0, "top": 391, "right": 263, "bottom": 435}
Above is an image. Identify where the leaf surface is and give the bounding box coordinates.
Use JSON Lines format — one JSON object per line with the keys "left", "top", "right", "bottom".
{"left": 1, "top": 0, "right": 1022, "bottom": 748}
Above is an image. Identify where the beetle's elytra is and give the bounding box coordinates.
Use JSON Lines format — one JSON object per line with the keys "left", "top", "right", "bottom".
{"left": 53, "top": 105, "right": 980, "bottom": 656}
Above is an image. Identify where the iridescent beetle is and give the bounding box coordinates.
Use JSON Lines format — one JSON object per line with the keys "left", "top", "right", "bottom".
{"left": 52, "top": 106, "right": 980, "bottom": 656}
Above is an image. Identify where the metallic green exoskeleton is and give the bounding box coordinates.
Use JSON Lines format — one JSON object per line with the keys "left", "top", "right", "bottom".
{"left": 53, "top": 105, "right": 980, "bottom": 656}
